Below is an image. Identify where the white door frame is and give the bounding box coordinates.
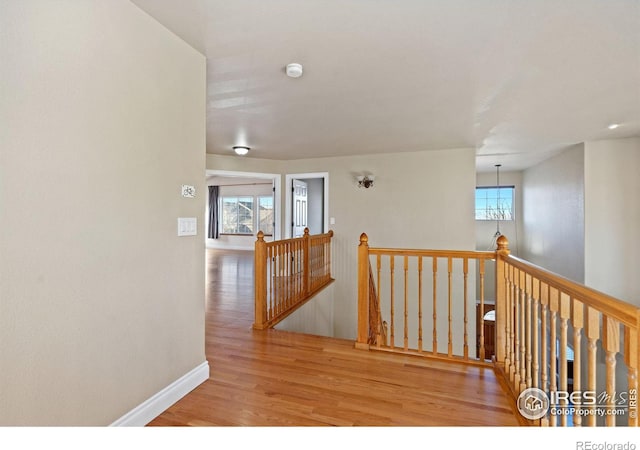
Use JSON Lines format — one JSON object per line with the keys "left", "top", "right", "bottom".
{"left": 206, "top": 169, "right": 282, "bottom": 241}
{"left": 285, "top": 172, "right": 329, "bottom": 239}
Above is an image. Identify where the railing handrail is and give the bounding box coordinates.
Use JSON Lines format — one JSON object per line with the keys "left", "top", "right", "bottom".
{"left": 254, "top": 228, "right": 334, "bottom": 330}
{"left": 263, "top": 230, "right": 334, "bottom": 249}
{"left": 504, "top": 254, "right": 640, "bottom": 329}
{"left": 368, "top": 247, "right": 496, "bottom": 260}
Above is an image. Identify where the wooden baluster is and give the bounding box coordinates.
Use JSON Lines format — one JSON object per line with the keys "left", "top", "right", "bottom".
{"left": 356, "top": 233, "right": 370, "bottom": 349}
{"left": 272, "top": 244, "right": 278, "bottom": 315}
{"left": 280, "top": 242, "right": 285, "bottom": 310}
{"left": 504, "top": 263, "right": 513, "bottom": 376}
{"left": 549, "top": 287, "right": 559, "bottom": 427}
{"left": 603, "top": 315, "right": 620, "bottom": 427}
{"left": 479, "top": 258, "right": 486, "bottom": 360}
{"left": 302, "top": 238, "right": 307, "bottom": 296}
{"left": 253, "top": 231, "right": 267, "bottom": 330}
{"left": 540, "top": 282, "right": 550, "bottom": 426}
{"left": 525, "top": 273, "right": 533, "bottom": 389}
{"left": 301, "top": 238, "right": 305, "bottom": 298}
{"left": 463, "top": 258, "right": 469, "bottom": 360}
{"left": 559, "top": 292, "right": 570, "bottom": 426}
{"left": 279, "top": 243, "right": 284, "bottom": 313}
{"left": 532, "top": 278, "right": 540, "bottom": 389}
{"left": 624, "top": 324, "right": 639, "bottom": 427}
{"left": 390, "top": 255, "right": 395, "bottom": 349}
{"left": 293, "top": 241, "right": 297, "bottom": 302}
{"left": 572, "top": 298, "right": 584, "bottom": 427}
{"left": 432, "top": 257, "right": 438, "bottom": 355}
{"left": 418, "top": 256, "right": 423, "bottom": 353}
{"left": 284, "top": 242, "right": 288, "bottom": 309}
{"left": 509, "top": 265, "right": 517, "bottom": 383}
{"left": 316, "top": 237, "right": 321, "bottom": 286}
{"left": 404, "top": 255, "right": 409, "bottom": 351}
{"left": 294, "top": 240, "right": 298, "bottom": 302}
{"left": 272, "top": 245, "right": 277, "bottom": 315}
{"left": 518, "top": 269, "right": 526, "bottom": 393}
{"left": 585, "top": 306, "right": 599, "bottom": 426}
{"left": 540, "top": 282, "right": 549, "bottom": 393}
{"left": 327, "top": 230, "right": 334, "bottom": 281}
{"left": 293, "top": 240, "right": 298, "bottom": 301}
{"left": 282, "top": 242, "right": 287, "bottom": 311}
{"left": 494, "top": 235, "right": 510, "bottom": 365}
{"left": 268, "top": 246, "right": 274, "bottom": 321}
{"left": 376, "top": 254, "right": 382, "bottom": 348}
{"left": 448, "top": 257, "right": 453, "bottom": 357}
{"left": 288, "top": 241, "right": 292, "bottom": 306}
{"left": 513, "top": 268, "right": 521, "bottom": 389}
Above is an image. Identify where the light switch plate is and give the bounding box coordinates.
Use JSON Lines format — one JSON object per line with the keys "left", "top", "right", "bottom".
{"left": 181, "top": 185, "right": 196, "bottom": 198}
{"left": 178, "top": 217, "right": 197, "bottom": 236}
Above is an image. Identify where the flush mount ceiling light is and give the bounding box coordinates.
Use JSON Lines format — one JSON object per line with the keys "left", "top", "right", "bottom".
{"left": 233, "top": 146, "right": 250, "bottom": 156}
{"left": 286, "top": 63, "right": 303, "bottom": 78}
{"left": 608, "top": 123, "right": 620, "bottom": 130}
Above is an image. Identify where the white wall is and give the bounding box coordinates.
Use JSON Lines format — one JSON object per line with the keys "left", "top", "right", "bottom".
{"left": 584, "top": 137, "right": 640, "bottom": 304}
{"left": 0, "top": 1, "right": 206, "bottom": 425}
{"left": 275, "top": 284, "right": 335, "bottom": 336}
{"left": 208, "top": 148, "right": 477, "bottom": 344}
{"left": 521, "top": 144, "right": 585, "bottom": 283}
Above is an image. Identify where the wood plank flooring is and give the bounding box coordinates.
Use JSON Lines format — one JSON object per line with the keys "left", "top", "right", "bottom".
{"left": 148, "top": 249, "right": 520, "bottom": 426}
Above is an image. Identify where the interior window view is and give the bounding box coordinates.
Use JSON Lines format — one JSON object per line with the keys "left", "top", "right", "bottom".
{"left": 3, "top": 1, "right": 640, "bottom": 446}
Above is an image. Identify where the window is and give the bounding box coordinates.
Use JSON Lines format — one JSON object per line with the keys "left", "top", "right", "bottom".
{"left": 475, "top": 186, "right": 514, "bottom": 220}
{"left": 220, "top": 195, "right": 274, "bottom": 235}
{"left": 258, "top": 196, "right": 274, "bottom": 236}
{"left": 221, "top": 196, "right": 254, "bottom": 234}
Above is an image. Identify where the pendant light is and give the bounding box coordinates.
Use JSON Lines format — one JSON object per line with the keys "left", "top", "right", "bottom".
{"left": 488, "top": 164, "right": 502, "bottom": 250}
{"left": 494, "top": 164, "right": 502, "bottom": 238}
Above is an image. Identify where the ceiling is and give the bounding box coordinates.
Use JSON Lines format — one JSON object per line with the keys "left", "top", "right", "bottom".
{"left": 131, "top": 0, "right": 640, "bottom": 172}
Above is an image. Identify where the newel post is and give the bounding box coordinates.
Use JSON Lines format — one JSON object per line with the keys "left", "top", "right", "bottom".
{"left": 356, "top": 233, "right": 370, "bottom": 349}
{"left": 253, "top": 231, "right": 267, "bottom": 330}
{"left": 495, "top": 235, "right": 510, "bottom": 365}
{"left": 303, "top": 227, "right": 310, "bottom": 296}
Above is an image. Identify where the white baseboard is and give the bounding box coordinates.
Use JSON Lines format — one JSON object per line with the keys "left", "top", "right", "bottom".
{"left": 110, "top": 360, "right": 210, "bottom": 427}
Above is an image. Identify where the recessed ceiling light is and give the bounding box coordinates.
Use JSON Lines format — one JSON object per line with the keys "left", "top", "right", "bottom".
{"left": 233, "top": 146, "right": 250, "bottom": 156}
{"left": 608, "top": 123, "right": 620, "bottom": 130}
{"left": 286, "top": 63, "right": 303, "bottom": 78}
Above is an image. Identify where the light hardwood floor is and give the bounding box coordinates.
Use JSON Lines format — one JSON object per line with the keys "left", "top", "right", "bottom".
{"left": 148, "top": 249, "right": 520, "bottom": 426}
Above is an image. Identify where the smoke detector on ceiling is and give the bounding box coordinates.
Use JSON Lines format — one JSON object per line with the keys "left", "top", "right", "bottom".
{"left": 286, "top": 63, "right": 303, "bottom": 78}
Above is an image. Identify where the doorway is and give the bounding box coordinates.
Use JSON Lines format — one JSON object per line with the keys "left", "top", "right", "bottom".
{"left": 285, "top": 172, "right": 329, "bottom": 238}
{"left": 206, "top": 170, "right": 282, "bottom": 248}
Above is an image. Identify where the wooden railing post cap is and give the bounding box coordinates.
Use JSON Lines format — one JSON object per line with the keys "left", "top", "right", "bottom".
{"left": 304, "top": 227, "right": 310, "bottom": 236}
{"left": 328, "top": 230, "right": 334, "bottom": 237}
{"left": 256, "top": 231, "right": 265, "bottom": 241}
{"left": 496, "top": 234, "right": 509, "bottom": 252}
{"left": 359, "top": 233, "right": 368, "bottom": 245}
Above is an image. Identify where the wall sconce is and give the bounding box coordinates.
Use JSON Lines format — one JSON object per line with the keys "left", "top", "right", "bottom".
{"left": 357, "top": 175, "right": 375, "bottom": 189}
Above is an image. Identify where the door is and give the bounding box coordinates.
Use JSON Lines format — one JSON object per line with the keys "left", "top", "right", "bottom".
{"left": 292, "top": 179, "right": 308, "bottom": 237}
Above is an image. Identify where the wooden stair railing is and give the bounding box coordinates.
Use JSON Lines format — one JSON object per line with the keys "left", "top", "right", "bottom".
{"left": 356, "top": 231, "right": 640, "bottom": 427}
{"left": 253, "top": 228, "right": 334, "bottom": 330}
{"left": 368, "top": 263, "right": 387, "bottom": 346}
{"left": 494, "top": 235, "right": 640, "bottom": 427}
{"left": 356, "top": 232, "right": 495, "bottom": 364}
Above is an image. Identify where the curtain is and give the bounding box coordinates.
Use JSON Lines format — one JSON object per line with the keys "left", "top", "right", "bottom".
{"left": 208, "top": 185, "right": 220, "bottom": 239}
